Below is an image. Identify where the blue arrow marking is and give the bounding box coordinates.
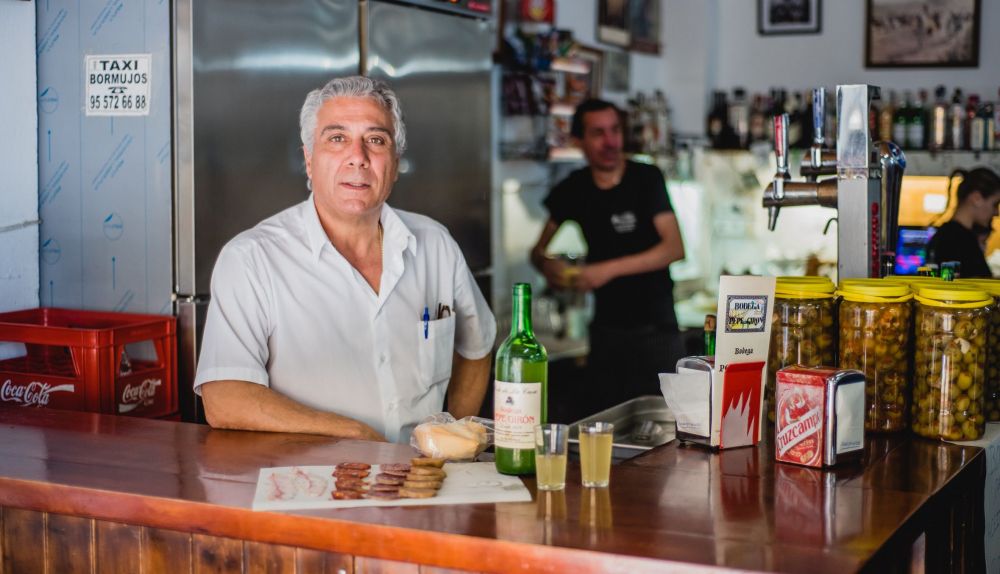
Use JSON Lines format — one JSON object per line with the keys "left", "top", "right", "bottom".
{"left": 104, "top": 213, "right": 114, "bottom": 223}
{"left": 39, "top": 87, "right": 49, "bottom": 97}
{"left": 112, "top": 256, "right": 117, "bottom": 290}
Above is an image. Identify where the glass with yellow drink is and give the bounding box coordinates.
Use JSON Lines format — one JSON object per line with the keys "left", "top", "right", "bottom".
{"left": 534, "top": 423, "right": 569, "bottom": 490}
{"left": 579, "top": 422, "right": 614, "bottom": 488}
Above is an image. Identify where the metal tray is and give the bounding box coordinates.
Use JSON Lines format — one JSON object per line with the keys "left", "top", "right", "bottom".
{"left": 568, "top": 395, "right": 676, "bottom": 464}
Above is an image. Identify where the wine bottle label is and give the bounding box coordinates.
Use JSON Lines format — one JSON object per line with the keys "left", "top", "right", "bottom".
{"left": 494, "top": 380, "right": 542, "bottom": 449}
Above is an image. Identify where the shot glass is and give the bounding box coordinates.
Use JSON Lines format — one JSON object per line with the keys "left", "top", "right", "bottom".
{"left": 578, "top": 422, "right": 614, "bottom": 488}
{"left": 534, "top": 423, "right": 569, "bottom": 491}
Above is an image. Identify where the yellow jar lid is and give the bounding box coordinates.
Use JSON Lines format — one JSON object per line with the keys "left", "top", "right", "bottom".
{"left": 837, "top": 279, "right": 911, "bottom": 302}
{"left": 885, "top": 275, "right": 942, "bottom": 284}
{"left": 914, "top": 284, "right": 991, "bottom": 308}
{"left": 776, "top": 276, "right": 835, "bottom": 298}
{"left": 955, "top": 278, "right": 1000, "bottom": 297}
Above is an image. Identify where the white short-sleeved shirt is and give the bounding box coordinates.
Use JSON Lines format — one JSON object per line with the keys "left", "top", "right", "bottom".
{"left": 194, "top": 197, "right": 496, "bottom": 443}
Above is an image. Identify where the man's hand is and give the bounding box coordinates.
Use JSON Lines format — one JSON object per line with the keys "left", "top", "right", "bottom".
{"left": 349, "top": 420, "right": 388, "bottom": 442}
{"left": 540, "top": 257, "right": 573, "bottom": 290}
{"left": 575, "top": 261, "right": 615, "bottom": 290}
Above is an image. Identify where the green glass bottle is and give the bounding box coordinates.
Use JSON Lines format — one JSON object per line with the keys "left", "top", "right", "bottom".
{"left": 703, "top": 314, "right": 717, "bottom": 356}
{"left": 494, "top": 283, "right": 548, "bottom": 476}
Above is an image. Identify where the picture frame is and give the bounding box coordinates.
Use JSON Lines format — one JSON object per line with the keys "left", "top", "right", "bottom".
{"left": 597, "top": 0, "right": 630, "bottom": 48}
{"left": 757, "top": 0, "right": 821, "bottom": 36}
{"left": 603, "top": 50, "right": 630, "bottom": 93}
{"left": 865, "top": 0, "right": 980, "bottom": 68}
{"left": 629, "top": 0, "right": 661, "bottom": 55}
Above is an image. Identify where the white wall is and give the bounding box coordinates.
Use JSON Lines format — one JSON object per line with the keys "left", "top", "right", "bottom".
{"left": 713, "top": 1, "right": 1000, "bottom": 102}
{"left": 557, "top": 0, "right": 1000, "bottom": 137}
{"left": 555, "top": 1, "right": 717, "bottom": 137}
{"left": 0, "top": 1, "right": 39, "bottom": 312}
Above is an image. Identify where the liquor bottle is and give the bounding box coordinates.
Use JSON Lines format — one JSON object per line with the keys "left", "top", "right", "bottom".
{"left": 703, "top": 314, "right": 717, "bottom": 356}
{"left": 653, "top": 90, "right": 672, "bottom": 155}
{"left": 879, "top": 90, "right": 896, "bottom": 143}
{"left": 966, "top": 94, "right": 981, "bottom": 150}
{"left": 970, "top": 96, "right": 986, "bottom": 152}
{"left": 706, "top": 91, "right": 728, "bottom": 148}
{"left": 995, "top": 88, "right": 1000, "bottom": 149}
{"left": 749, "top": 93, "right": 768, "bottom": 145}
{"left": 948, "top": 88, "right": 965, "bottom": 150}
{"left": 786, "top": 91, "right": 803, "bottom": 149}
{"left": 494, "top": 283, "right": 548, "bottom": 476}
{"left": 729, "top": 87, "right": 750, "bottom": 149}
{"left": 929, "top": 85, "right": 948, "bottom": 151}
{"left": 893, "top": 91, "right": 911, "bottom": 148}
{"left": 982, "top": 101, "right": 996, "bottom": 151}
{"left": 908, "top": 89, "right": 927, "bottom": 150}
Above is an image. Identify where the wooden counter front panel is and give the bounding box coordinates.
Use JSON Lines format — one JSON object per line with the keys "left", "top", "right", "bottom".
{"left": 0, "top": 507, "right": 472, "bottom": 574}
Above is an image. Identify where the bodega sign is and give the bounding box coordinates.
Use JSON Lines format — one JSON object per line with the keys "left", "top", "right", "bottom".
{"left": 724, "top": 295, "right": 768, "bottom": 333}
{"left": 85, "top": 54, "right": 151, "bottom": 116}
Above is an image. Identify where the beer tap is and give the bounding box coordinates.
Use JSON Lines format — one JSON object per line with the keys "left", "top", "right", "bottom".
{"left": 800, "top": 88, "right": 837, "bottom": 182}
{"left": 761, "top": 84, "right": 906, "bottom": 280}
{"left": 763, "top": 113, "right": 837, "bottom": 231}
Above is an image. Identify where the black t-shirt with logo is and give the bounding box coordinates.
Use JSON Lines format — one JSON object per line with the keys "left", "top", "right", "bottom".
{"left": 544, "top": 160, "right": 677, "bottom": 328}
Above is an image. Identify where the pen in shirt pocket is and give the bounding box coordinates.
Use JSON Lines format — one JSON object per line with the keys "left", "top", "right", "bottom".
{"left": 422, "top": 306, "right": 430, "bottom": 339}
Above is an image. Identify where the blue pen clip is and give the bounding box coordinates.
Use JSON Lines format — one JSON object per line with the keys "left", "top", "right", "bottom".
{"left": 423, "top": 306, "right": 430, "bottom": 339}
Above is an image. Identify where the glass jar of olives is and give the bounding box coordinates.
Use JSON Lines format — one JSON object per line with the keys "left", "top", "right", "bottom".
{"left": 766, "top": 277, "right": 837, "bottom": 423}
{"left": 912, "top": 284, "right": 992, "bottom": 441}
{"left": 837, "top": 280, "right": 912, "bottom": 433}
{"left": 955, "top": 279, "right": 1000, "bottom": 422}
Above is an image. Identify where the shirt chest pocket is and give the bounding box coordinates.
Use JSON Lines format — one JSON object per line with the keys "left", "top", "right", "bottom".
{"left": 417, "top": 315, "right": 455, "bottom": 385}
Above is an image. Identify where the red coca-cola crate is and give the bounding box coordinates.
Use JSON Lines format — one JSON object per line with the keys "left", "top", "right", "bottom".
{"left": 0, "top": 308, "right": 176, "bottom": 418}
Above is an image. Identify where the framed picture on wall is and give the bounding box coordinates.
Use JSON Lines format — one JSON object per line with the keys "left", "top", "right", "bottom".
{"left": 603, "top": 50, "right": 630, "bottom": 93}
{"left": 866, "top": 0, "right": 980, "bottom": 68}
{"left": 629, "top": 0, "right": 661, "bottom": 55}
{"left": 758, "top": 0, "right": 822, "bottom": 35}
{"left": 598, "top": 0, "right": 631, "bottom": 48}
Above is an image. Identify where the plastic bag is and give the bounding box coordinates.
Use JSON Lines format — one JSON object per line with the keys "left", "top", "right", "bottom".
{"left": 410, "top": 412, "right": 494, "bottom": 461}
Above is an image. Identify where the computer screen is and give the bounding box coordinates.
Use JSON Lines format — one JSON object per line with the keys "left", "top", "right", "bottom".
{"left": 894, "top": 226, "right": 938, "bottom": 275}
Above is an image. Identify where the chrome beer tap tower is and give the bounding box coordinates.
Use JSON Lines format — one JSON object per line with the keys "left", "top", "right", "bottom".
{"left": 762, "top": 84, "right": 907, "bottom": 280}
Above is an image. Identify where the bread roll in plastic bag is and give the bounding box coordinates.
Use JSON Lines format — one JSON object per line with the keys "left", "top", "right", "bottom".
{"left": 411, "top": 413, "right": 493, "bottom": 461}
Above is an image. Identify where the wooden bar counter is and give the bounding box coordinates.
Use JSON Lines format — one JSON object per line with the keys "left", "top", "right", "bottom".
{"left": 0, "top": 407, "right": 985, "bottom": 573}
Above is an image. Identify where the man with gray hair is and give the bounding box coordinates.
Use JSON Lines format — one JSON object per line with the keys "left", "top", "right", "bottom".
{"left": 194, "top": 76, "right": 496, "bottom": 443}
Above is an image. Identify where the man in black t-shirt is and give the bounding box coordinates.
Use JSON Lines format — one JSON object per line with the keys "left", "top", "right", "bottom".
{"left": 531, "top": 99, "right": 686, "bottom": 413}
{"left": 927, "top": 167, "right": 1000, "bottom": 278}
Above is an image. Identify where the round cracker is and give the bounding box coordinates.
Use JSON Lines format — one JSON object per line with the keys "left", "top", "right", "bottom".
{"left": 399, "top": 486, "right": 437, "bottom": 499}
{"left": 410, "top": 457, "right": 445, "bottom": 468}
{"left": 403, "top": 479, "right": 442, "bottom": 490}
{"left": 409, "top": 466, "right": 446, "bottom": 478}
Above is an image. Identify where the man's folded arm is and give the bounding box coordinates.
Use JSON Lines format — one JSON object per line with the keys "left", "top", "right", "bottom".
{"left": 200, "top": 380, "right": 386, "bottom": 441}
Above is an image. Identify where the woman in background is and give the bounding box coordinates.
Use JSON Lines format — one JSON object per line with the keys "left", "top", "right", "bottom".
{"left": 927, "top": 167, "right": 1000, "bottom": 278}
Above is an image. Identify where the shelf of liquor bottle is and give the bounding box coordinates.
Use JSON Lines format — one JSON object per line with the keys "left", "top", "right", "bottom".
{"left": 894, "top": 149, "right": 1000, "bottom": 176}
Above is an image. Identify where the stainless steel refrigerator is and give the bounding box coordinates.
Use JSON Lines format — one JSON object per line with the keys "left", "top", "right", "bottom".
{"left": 174, "top": 0, "right": 495, "bottom": 420}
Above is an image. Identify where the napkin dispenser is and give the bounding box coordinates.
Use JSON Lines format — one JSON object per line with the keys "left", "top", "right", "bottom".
{"left": 660, "top": 356, "right": 766, "bottom": 450}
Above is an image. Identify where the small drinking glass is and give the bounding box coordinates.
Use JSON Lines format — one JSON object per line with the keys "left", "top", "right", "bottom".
{"left": 534, "top": 424, "right": 569, "bottom": 491}
{"left": 578, "top": 422, "right": 614, "bottom": 488}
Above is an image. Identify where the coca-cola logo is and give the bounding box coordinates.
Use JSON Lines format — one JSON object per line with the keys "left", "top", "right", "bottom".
{"left": 0, "top": 379, "right": 76, "bottom": 407}
{"left": 118, "top": 378, "right": 161, "bottom": 413}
